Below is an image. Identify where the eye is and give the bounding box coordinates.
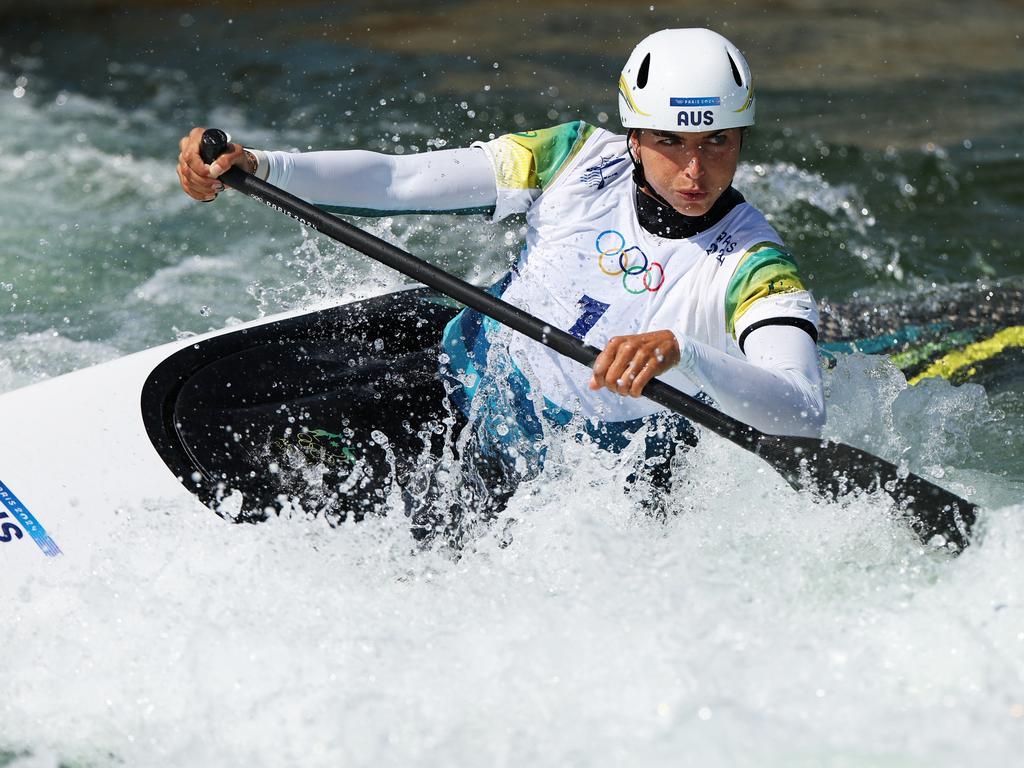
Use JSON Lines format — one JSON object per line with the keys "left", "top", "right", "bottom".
{"left": 706, "top": 134, "right": 728, "bottom": 146}
{"left": 656, "top": 135, "right": 680, "bottom": 146}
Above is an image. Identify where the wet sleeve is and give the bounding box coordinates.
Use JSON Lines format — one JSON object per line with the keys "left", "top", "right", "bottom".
{"left": 725, "top": 242, "right": 820, "bottom": 352}
{"left": 675, "top": 323, "right": 826, "bottom": 437}
{"left": 471, "top": 121, "right": 597, "bottom": 220}
{"left": 249, "top": 146, "right": 497, "bottom": 216}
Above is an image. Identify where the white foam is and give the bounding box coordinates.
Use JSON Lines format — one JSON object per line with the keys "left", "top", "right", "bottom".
{"left": 1, "top": 354, "right": 1020, "bottom": 767}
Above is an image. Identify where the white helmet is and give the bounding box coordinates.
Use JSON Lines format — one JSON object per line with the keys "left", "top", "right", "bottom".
{"left": 618, "top": 28, "right": 755, "bottom": 132}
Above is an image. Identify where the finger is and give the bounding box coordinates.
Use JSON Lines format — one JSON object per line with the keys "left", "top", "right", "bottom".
{"left": 179, "top": 147, "right": 226, "bottom": 191}
{"left": 177, "top": 162, "right": 219, "bottom": 201}
{"left": 181, "top": 163, "right": 219, "bottom": 193}
{"left": 628, "top": 354, "right": 661, "bottom": 397}
{"left": 181, "top": 128, "right": 212, "bottom": 177}
{"left": 176, "top": 162, "right": 199, "bottom": 199}
{"left": 209, "top": 142, "right": 245, "bottom": 178}
{"left": 589, "top": 338, "right": 620, "bottom": 390}
{"left": 178, "top": 161, "right": 218, "bottom": 199}
{"left": 602, "top": 342, "right": 639, "bottom": 395}
{"left": 620, "top": 351, "right": 651, "bottom": 396}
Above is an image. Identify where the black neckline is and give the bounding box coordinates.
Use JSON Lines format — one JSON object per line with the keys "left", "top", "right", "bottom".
{"left": 635, "top": 185, "right": 745, "bottom": 239}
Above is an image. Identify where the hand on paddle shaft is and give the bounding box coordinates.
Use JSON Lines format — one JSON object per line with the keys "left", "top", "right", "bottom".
{"left": 177, "top": 127, "right": 250, "bottom": 202}
{"left": 590, "top": 330, "right": 680, "bottom": 396}
{"left": 192, "top": 127, "right": 979, "bottom": 551}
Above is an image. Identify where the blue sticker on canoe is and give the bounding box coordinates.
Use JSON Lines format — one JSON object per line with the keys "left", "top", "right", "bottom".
{"left": 0, "top": 478, "right": 61, "bottom": 557}
{"left": 669, "top": 97, "right": 721, "bottom": 107}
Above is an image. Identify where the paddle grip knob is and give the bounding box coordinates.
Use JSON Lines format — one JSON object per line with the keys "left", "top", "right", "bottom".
{"left": 199, "top": 128, "right": 231, "bottom": 164}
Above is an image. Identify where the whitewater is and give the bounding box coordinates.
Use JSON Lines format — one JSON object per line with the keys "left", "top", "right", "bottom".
{"left": 2, "top": 3, "right": 1023, "bottom": 766}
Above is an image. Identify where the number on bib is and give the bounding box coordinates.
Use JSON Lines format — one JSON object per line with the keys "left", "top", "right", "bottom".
{"left": 568, "top": 295, "right": 610, "bottom": 340}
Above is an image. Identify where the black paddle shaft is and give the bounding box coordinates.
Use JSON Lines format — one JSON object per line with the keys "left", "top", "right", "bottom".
{"left": 198, "top": 129, "right": 977, "bottom": 550}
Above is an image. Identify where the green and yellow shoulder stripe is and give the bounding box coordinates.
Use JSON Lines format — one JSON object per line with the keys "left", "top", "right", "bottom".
{"left": 725, "top": 241, "right": 811, "bottom": 343}
{"left": 475, "top": 121, "right": 597, "bottom": 218}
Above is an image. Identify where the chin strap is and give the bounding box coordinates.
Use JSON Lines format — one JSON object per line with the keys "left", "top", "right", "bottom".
{"left": 626, "top": 128, "right": 676, "bottom": 211}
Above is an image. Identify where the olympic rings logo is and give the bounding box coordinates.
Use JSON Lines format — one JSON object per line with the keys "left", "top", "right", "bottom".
{"left": 595, "top": 229, "right": 665, "bottom": 294}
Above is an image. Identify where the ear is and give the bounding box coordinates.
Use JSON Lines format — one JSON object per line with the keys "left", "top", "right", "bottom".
{"left": 627, "top": 128, "right": 643, "bottom": 163}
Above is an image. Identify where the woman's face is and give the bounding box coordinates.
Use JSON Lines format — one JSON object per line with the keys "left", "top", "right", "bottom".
{"left": 631, "top": 128, "right": 742, "bottom": 217}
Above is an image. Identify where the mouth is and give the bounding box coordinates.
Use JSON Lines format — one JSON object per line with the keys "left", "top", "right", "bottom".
{"left": 676, "top": 189, "right": 708, "bottom": 202}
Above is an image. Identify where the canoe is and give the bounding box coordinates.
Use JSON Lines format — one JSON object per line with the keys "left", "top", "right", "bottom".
{"left": 6, "top": 279, "right": 1020, "bottom": 565}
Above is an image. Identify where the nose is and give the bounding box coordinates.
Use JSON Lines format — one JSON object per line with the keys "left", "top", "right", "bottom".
{"left": 683, "top": 149, "right": 704, "bottom": 179}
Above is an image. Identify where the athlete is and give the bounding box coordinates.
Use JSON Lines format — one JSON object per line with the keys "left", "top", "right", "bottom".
{"left": 176, "top": 28, "right": 825, "bottom": 513}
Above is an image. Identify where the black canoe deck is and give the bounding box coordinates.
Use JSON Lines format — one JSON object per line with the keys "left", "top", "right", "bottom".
{"left": 141, "top": 288, "right": 465, "bottom": 524}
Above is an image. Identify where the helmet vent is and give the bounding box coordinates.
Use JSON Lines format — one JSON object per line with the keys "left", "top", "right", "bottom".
{"left": 637, "top": 53, "right": 651, "bottom": 89}
{"left": 727, "top": 50, "right": 744, "bottom": 87}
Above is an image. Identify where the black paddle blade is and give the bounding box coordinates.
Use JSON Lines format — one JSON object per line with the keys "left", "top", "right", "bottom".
{"left": 754, "top": 434, "right": 977, "bottom": 551}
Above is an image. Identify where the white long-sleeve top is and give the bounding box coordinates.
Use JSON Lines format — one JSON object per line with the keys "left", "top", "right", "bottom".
{"left": 249, "top": 130, "right": 825, "bottom": 437}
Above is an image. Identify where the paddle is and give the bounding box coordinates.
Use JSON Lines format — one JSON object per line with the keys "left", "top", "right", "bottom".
{"left": 198, "top": 128, "right": 977, "bottom": 550}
